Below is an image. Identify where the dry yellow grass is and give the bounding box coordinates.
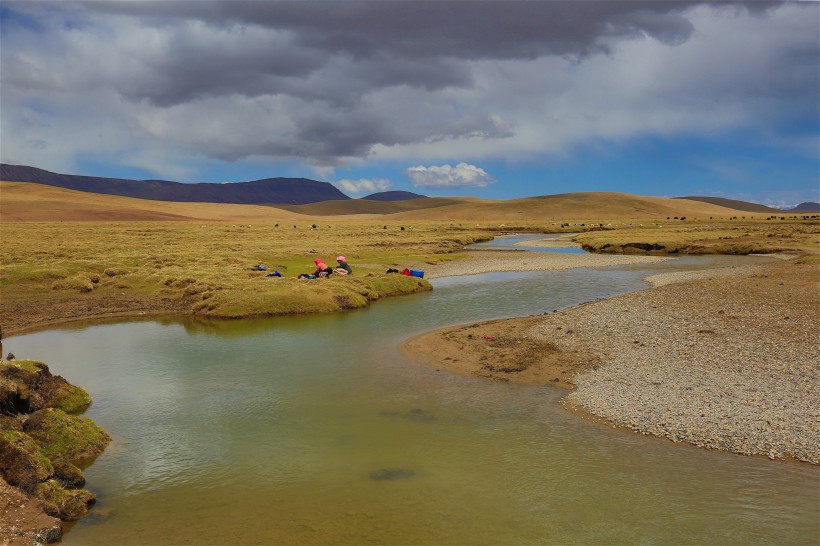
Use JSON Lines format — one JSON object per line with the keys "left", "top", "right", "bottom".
{"left": 0, "top": 218, "right": 490, "bottom": 333}
{"left": 387, "top": 192, "right": 755, "bottom": 222}
{"left": 575, "top": 220, "right": 820, "bottom": 255}
{"left": 0, "top": 182, "right": 305, "bottom": 222}
{"left": 2, "top": 181, "right": 817, "bottom": 334}
{"left": 2, "top": 182, "right": 758, "bottom": 223}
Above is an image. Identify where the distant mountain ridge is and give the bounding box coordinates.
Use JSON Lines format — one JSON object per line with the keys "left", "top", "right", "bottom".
{"left": 0, "top": 164, "right": 349, "bottom": 205}
{"left": 790, "top": 202, "right": 820, "bottom": 212}
{"left": 678, "top": 195, "right": 818, "bottom": 213}
{"left": 676, "top": 196, "right": 780, "bottom": 213}
{"left": 362, "top": 190, "right": 427, "bottom": 201}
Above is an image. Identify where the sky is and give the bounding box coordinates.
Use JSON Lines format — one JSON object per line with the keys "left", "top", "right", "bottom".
{"left": 1, "top": 1, "right": 818, "bottom": 207}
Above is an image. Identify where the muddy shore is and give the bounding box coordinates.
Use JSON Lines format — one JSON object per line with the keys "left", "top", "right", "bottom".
{"left": 402, "top": 257, "right": 819, "bottom": 464}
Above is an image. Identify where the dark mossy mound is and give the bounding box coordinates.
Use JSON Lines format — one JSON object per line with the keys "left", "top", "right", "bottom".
{"left": 0, "top": 430, "right": 54, "bottom": 493}
{"left": 34, "top": 479, "right": 97, "bottom": 521}
{"left": 24, "top": 408, "right": 110, "bottom": 463}
{"left": 0, "top": 360, "right": 92, "bottom": 414}
{"left": 0, "top": 359, "right": 109, "bottom": 523}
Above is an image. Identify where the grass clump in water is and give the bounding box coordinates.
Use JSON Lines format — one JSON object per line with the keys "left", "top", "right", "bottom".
{"left": 0, "top": 358, "right": 109, "bottom": 523}
{"left": 34, "top": 479, "right": 96, "bottom": 521}
{"left": 24, "top": 408, "right": 110, "bottom": 464}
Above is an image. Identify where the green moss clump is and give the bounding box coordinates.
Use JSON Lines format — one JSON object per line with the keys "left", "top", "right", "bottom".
{"left": 0, "top": 429, "right": 55, "bottom": 493}
{"left": 0, "top": 376, "right": 27, "bottom": 414}
{"left": 24, "top": 408, "right": 110, "bottom": 464}
{"left": 42, "top": 379, "right": 92, "bottom": 414}
{"left": 358, "top": 274, "right": 430, "bottom": 298}
{"left": 0, "top": 360, "right": 92, "bottom": 413}
{"left": 2, "top": 359, "right": 47, "bottom": 375}
{"left": 0, "top": 359, "right": 109, "bottom": 524}
{"left": 34, "top": 479, "right": 96, "bottom": 521}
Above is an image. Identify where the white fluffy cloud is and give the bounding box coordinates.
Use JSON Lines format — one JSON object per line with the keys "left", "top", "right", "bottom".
{"left": 336, "top": 178, "right": 392, "bottom": 195}
{"left": 406, "top": 163, "right": 495, "bottom": 189}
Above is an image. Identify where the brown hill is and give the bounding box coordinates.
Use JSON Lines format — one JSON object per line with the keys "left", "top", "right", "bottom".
{"left": 0, "top": 164, "right": 348, "bottom": 205}
{"left": 362, "top": 191, "right": 428, "bottom": 201}
{"left": 0, "top": 182, "right": 307, "bottom": 222}
{"left": 789, "top": 202, "right": 820, "bottom": 212}
{"left": 1, "top": 183, "right": 754, "bottom": 223}
{"left": 386, "top": 192, "right": 753, "bottom": 221}
{"left": 675, "top": 196, "right": 781, "bottom": 213}
{"left": 279, "top": 197, "right": 462, "bottom": 216}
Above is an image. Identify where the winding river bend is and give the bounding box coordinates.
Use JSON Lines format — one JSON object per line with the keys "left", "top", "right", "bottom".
{"left": 9, "top": 238, "right": 819, "bottom": 544}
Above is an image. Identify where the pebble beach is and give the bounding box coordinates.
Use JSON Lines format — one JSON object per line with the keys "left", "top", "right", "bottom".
{"left": 405, "top": 250, "right": 820, "bottom": 464}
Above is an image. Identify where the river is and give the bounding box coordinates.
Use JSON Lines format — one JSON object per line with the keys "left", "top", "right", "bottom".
{"left": 7, "top": 237, "right": 819, "bottom": 544}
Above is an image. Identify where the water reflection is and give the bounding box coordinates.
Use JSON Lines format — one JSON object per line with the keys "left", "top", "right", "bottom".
{"left": 467, "top": 232, "right": 587, "bottom": 253}
{"left": 7, "top": 252, "right": 818, "bottom": 545}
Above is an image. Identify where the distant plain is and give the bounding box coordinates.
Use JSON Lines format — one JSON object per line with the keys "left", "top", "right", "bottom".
{"left": 1, "top": 180, "right": 817, "bottom": 335}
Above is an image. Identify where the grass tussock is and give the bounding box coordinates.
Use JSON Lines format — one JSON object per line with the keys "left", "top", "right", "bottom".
{"left": 575, "top": 220, "right": 820, "bottom": 255}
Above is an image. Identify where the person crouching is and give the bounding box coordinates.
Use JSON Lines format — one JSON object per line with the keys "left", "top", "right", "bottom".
{"left": 313, "top": 258, "right": 333, "bottom": 278}
{"left": 334, "top": 255, "right": 352, "bottom": 276}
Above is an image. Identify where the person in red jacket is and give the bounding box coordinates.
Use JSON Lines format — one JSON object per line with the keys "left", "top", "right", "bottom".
{"left": 313, "top": 258, "right": 333, "bottom": 278}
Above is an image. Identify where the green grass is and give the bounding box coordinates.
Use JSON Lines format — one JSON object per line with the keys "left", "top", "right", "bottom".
{"left": 0, "top": 221, "right": 488, "bottom": 325}
{"left": 34, "top": 479, "right": 96, "bottom": 520}
{"left": 0, "top": 429, "right": 55, "bottom": 491}
{"left": 24, "top": 408, "right": 110, "bottom": 464}
{"left": 1, "top": 218, "right": 817, "bottom": 331}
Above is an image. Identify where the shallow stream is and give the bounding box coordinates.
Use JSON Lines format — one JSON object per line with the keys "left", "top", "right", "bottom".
{"left": 8, "top": 238, "right": 819, "bottom": 544}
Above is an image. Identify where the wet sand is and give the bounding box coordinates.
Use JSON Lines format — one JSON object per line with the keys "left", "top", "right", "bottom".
{"left": 402, "top": 256, "right": 819, "bottom": 464}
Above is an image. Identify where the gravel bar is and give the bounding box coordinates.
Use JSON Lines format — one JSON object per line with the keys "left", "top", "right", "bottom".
{"left": 523, "top": 260, "right": 819, "bottom": 463}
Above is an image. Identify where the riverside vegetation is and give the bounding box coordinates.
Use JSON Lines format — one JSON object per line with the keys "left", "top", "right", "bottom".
{"left": 1, "top": 216, "right": 817, "bottom": 335}
{"left": 0, "top": 358, "right": 110, "bottom": 543}
{"left": 0, "top": 221, "right": 492, "bottom": 334}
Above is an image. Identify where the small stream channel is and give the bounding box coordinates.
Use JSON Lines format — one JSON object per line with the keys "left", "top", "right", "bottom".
{"left": 7, "top": 235, "right": 819, "bottom": 545}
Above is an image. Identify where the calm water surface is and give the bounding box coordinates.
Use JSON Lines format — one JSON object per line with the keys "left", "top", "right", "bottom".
{"left": 469, "top": 232, "right": 588, "bottom": 253}
{"left": 8, "top": 247, "right": 819, "bottom": 545}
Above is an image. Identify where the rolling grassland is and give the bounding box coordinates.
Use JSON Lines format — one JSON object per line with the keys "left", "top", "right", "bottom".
{"left": 1, "top": 181, "right": 817, "bottom": 334}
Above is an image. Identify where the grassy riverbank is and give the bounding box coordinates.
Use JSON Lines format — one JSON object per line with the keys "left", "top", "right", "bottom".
{"left": 0, "top": 221, "right": 492, "bottom": 334}
{"left": 2, "top": 214, "right": 817, "bottom": 334}
{"left": 0, "top": 359, "right": 110, "bottom": 544}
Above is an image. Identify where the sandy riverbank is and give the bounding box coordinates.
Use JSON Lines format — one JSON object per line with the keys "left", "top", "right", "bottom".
{"left": 401, "top": 257, "right": 819, "bottom": 464}
{"left": 423, "top": 249, "right": 672, "bottom": 278}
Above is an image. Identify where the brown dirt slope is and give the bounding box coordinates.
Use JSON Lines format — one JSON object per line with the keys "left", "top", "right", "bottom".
{"left": 2, "top": 183, "right": 751, "bottom": 223}
{"left": 0, "top": 182, "right": 307, "bottom": 222}
{"left": 388, "top": 192, "right": 755, "bottom": 221}
{"left": 0, "top": 475, "right": 62, "bottom": 545}
{"left": 278, "top": 197, "right": 464, "bottom": 216}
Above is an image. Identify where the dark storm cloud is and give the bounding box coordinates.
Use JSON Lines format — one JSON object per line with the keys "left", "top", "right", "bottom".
{"left": 75, "top": 1, "right": 788, "bottom": 108}
{"left": 2, "top": 0, "right": 813, "bottom": 175}
{"left": 94, "top": 1, "right": 704, "bottom": 57}
{"left": 77, "top": 0, "right": 719, "bottom": 107}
